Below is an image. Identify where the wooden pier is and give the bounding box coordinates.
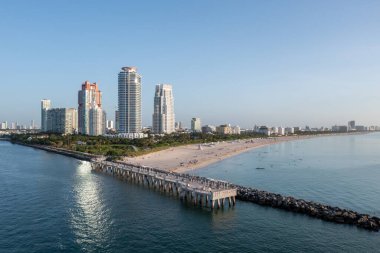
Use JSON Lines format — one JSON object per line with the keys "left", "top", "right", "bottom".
{"left": 91, "top": 161, "right": 237, "bottom": 209}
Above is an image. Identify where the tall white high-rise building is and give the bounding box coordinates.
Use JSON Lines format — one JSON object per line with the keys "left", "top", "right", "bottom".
{"left": 0, "top": 122, "right": 7, "bottom": 130}
{"left": 106, "top": 120, "right": 114, "bottom": 130}
{"left": 152, "top": 84, "right": 175, "bottom": 134}
{"left": 78, "top": 81, "right": 105, "bottom": 136}
{"left": 118, "top": 67, "right": 142, "bottom": 133}
{"left": 89, "top": 107, "right": 105, "bottom": 136}
{"left": 278, "top": 127, "right": 285, "bottom": 135}
{"left": 41, "top": 99, "right": 51, "bottom": 132}
{"left": 348, "top": 120, "right": 356, "bottom": 131}
{"left": 191, "top": 118, "right": 202, "bottom": 132}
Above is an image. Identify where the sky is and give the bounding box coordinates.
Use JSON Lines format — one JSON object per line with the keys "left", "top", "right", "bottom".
{"left": 0, "top": 0, "right": 380, "bottom": 128}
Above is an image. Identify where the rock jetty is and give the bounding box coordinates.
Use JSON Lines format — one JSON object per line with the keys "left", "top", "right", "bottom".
{"left": 170, "top": 172, "right": 380, "bottom": 232}
{"left": 236, "top": 186, "right": 380, "bottom": 232}
{"left": 14, "top": 142, "right": 100, "bottom": 161}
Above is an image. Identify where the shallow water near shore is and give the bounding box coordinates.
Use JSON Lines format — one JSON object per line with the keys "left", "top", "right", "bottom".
{"left": 1, "top": 134, "right": 380, "bottom": 252}
{"left": 194, "top": 133, "right": 380, "bottom": 216}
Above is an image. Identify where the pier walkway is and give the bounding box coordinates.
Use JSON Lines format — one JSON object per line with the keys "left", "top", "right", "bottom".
{"left": 91, "top": 161, "right": 237, "bottom": 209}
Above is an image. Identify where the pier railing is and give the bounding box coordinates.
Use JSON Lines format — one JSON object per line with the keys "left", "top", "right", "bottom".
{"left": 91, "top": 161, "right": 237, "bottom": 209}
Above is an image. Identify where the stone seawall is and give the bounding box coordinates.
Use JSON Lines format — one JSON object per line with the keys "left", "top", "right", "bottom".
{"left": 235, "top": 186, "right": 380, "bottom": 232}
{"left": 139, "top": 167, "right": 380, "bottom": 232}
{"left": 12, "top": 142, "right": 100, "bottom": 161}
{"left": 110, "top": 164, "right": 380, "bottom": 232}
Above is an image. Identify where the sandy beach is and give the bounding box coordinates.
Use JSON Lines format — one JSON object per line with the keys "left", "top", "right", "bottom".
{"left": 122, "top": 135, "right": 318, "bottom": 173}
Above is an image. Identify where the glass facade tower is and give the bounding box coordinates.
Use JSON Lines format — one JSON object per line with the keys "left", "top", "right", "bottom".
{"left": 118, "top": 67, "right": 142, "bottom": 133}
{"left": 41, "top": 99, "right": 51, "bottom": 132}
{"left": 152, "top": 84, "right": 175, "bottom": 134}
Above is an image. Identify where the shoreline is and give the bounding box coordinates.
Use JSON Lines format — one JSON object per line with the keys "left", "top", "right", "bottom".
{"left": 8, "top": 141, "right": 101, "bottom": 161}
{"left": 4, "top": 132, "right": 368, "bottom": 168}
{"left": 123, "top": 132, "right": 367, "bottom": 173}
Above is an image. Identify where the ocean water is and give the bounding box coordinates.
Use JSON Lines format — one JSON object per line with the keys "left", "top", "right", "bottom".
{"left": 0, "top": 134, "right": 380, "bottom": 252}
{"left": 194, "top": 133, "right": 380, "bottom": 216}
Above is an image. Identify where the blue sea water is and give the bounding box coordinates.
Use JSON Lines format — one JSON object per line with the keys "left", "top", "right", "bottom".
{"left": 1, "top": 134, "right": 380, "bottom": 252}
{"left": 195, "top": 133, "right": 380, "bottom": 216}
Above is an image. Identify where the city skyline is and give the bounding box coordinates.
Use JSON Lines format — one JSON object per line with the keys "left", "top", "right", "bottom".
{"left": 1, "top": 2, "right": 380, "bottom": 251}
{"left": 1, "top": 64, "right": 379, "bottom": 132}
{"left": 1, "top": 1, "right": 380, "bottom": 128}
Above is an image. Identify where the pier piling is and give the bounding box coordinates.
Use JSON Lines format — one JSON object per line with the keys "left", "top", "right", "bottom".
{"left": 91, "top": 161, "right": 237, "bottom": 209}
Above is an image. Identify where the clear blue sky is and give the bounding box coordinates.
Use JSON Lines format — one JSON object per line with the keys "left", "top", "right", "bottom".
{"left": 1, "top": 0, "right": 380, "bottom": 128}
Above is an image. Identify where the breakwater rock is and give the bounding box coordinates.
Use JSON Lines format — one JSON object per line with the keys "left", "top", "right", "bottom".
{"left": 13, "top": 142, "right": 101, "bottom": 161}
{"left": 235, "top": 186, "right": 380, "bottom": 232}
{"left": 151, "top": 169, "right": 380, "bottom": 232}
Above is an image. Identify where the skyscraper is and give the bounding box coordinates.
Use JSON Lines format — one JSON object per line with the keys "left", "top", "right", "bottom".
{"left": 106, "top": 120, "right": 114, "bottom": 130}
{"left": 348, "top": 120, "right": 356, "bottom": 131}
{"left": 41, "top": 99, "right": 51, "bottom": 132}
{"left": 152, "top": 84, "right": 175, "bottom": 134}
{"left": 0, "top": 122, "right": 7, "bottom": 130}
{"left": 191, "top": 118, "right": 202, "bottom": 132}
{"left": 89, "top": 107, "right": 106, "bottom": 136}
{"left": 118, "top": 67, "right": 142, "bottom": 133}
{"left": 78, "top": 81, "right": 105, "bottom": 135}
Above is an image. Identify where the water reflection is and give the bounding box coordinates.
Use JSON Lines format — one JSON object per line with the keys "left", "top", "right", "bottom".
{"left": 210, "top": 206, "right": 237, "bottom": 230}
{"left": 69, "top": 161, "right": 110, "bottom": 250}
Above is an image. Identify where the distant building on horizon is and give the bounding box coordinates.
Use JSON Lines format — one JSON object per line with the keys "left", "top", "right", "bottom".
{"left": 258, "top": 126, "right": 271, "bottom": 136}
{"left": 175, "top": 121, "right": 183, "bottom": 131}
{"left": 118, "top": 67, "right": 142, "bottom": 134}
{"left": 202, "top": 125, "right": 216, "bottom": 134}
{"left": 41, "top": 99, "right": 51, "bottom": 132}
{"left": 106, "top": 120, "right": 114, "bottom": 130}
{"left": 0, "top": 121, "right": 7, "bottom": 130}
{"left": 216, "top": 124, "right": 231, "bottom": 135}
{"left": 115, "top": 110, "right": 119, "bottom": 131}
{"left": 231, "top": 125, "right": 241, "bottom": 135}
{"left": 278, "top": 127, "right": 285, "bottom": 135}
{"left": 78, "top": 81, "right": 105, "bottom": 136}
{"left": 348, "top": 120, "right": 356, "bottom": 131}
{"left": 215, "top": 124, "right": 241, "bottom": 135}
{"left": 332, "top": 125, "right": 348, "bottom": 132}
{"left": 285, "top": 127, "right": 295, "bottom": 135}
{"left": 191, "top": 118, "right": 201, "bottom": 132}
{"left": 356, "top": 125, "right": 366, "bottom": 131}
{"left": 152, "top": 84, "right": 175, "bottom": 134}
{"left": 271, "top": 127, "right": 279, "bottom": 135}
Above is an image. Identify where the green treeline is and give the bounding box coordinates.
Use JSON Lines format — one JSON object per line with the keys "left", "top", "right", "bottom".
{"left": 10, "top": 130, "right": 341, "bottom": 160}
{"left": 10, "top": 132, "right": 267, "bottom": 159}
